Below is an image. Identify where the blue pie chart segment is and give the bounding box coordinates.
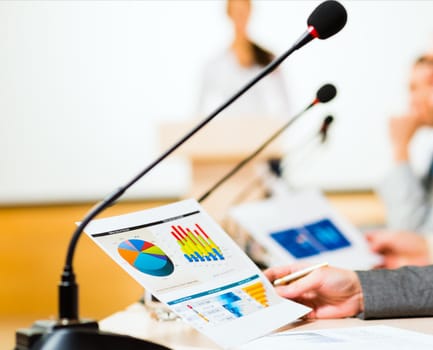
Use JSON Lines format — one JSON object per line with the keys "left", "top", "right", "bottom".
{"left": 118, "top": 239, "right": 174, "bottom": 277}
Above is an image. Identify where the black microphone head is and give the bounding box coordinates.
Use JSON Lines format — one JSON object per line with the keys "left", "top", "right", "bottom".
{"left": 307, "top": 1, "right": 347, "bottom": 39}
{"left": 324, "top": 115, "right": 334, "bottom": 125}
{"left": 316, "top": 84, "right": 337, "bottom": 103}
{"left": 320, "top": 115, "right": 334, "bottom": 143}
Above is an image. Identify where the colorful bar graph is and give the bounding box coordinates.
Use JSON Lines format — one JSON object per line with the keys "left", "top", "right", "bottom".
{"left": 242, "top": 282, "right": 269, "bottom": 307}
{"left": 187, "top": 304, "right": 209, "bottom": 322}
{"left": 171, "top": 223, "right": 225, "bottom": 263}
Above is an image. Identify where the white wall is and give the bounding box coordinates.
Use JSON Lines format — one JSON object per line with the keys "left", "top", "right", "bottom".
{"left": 1, "top": 0, "right": 433, "bottom": 204}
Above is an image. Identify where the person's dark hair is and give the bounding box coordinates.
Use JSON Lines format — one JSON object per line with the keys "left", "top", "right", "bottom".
{"left": 251, "top": 42, "right": 274, "bottom": 66}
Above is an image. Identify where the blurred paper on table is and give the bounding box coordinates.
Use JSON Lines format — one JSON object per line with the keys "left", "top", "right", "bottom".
{"left": 229, "top": 191, "right": 379, "bottom": 269}
{"left": 236, "top": 325, "right": 433, "bottom": 350}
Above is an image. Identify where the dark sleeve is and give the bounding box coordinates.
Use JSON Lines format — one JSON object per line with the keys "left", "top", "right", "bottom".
{"left": 355, "top": 265, "right": 433, "bottom": 319}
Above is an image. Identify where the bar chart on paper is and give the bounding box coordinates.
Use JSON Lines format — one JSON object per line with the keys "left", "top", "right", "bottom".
{"left": 169, "top": 276, "right": 271, "bottom": 327}
{"left": 170, "top": 223, "right": 225, "bottom": 263}
{"left": 242, "top": 281, "right": 269, "bottom": 307}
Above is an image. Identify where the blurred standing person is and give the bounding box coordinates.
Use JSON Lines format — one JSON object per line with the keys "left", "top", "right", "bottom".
{"left": 197, "top": 0, "right": 290, "bottom": 119}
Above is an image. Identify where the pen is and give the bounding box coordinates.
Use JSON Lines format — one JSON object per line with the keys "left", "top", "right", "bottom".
{"left": 273, "top": 262, "right": 329, "bottom": 286}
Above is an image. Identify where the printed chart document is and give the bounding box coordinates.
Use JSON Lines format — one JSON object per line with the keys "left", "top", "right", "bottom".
{"left": 236, "top": 325, "right": 433, "bottom": 350}
{"left": 83, "top": 199, "right": 310, "bottom": 348}
{"left": 229, "top": 190, "right": 380, "bottom": 269}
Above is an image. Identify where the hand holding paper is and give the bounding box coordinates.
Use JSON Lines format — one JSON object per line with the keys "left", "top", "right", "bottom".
{"left": 265, "top": 263, "right": 364, "bottom": 319}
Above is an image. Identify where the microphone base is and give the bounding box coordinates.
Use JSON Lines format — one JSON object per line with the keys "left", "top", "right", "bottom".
{"left": 15, "top": 318, "right": 98, "bottom": 350}
{"left": 15, "top": 319, "right": 171, "bottom": 350}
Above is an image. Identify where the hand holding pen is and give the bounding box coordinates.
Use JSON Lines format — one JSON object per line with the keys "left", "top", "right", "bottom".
{"left": 264, "top": 263, "right": 364, "bottom": 319}
{"left": 273, "top": 262, "right": 329, "bottom": 286}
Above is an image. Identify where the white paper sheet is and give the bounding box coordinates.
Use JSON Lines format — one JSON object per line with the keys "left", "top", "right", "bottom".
{"left": 229, "top": 190, "right": 380, "bottom": 269}
{"left": 236, "top": 325, "right": 433, "bottom": 350}
{"left": 83, "top": 199, "right": 310, "bottom": 348}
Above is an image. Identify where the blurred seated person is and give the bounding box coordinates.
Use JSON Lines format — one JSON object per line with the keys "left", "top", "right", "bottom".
{"left": 368, "top": 55, "right": 433, "bottom": 269}
{"left": 377, "top": 54, "right": 433, "bottom": 233}
{"left": 265, "top": 262, "right": 433, "bottom": 319}
{"left": 197, "top": 0, "right": 290, "bottom": 119}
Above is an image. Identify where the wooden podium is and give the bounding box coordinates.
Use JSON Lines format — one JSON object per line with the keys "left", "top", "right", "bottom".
{"left": 158, "top": 117, "right": 285, "bottom": 223}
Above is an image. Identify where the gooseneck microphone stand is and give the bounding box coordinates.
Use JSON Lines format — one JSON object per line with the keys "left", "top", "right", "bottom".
{"left": 16, "top": 2, "right": 347, "bottom": 349}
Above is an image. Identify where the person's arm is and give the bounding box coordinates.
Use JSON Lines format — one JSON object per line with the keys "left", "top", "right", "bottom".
{"left": 378, "top": 114, "right": 431, "bottom": 231}
{"left": 265, "top": 264, "right": 433, "bottom": 320}
{"left": 377, "top": 162, "right": 431, "bottom": 231}
{"left": 427, "top": 235, "right": 433, "bottom": 262}
{"left": 356, "top": 265, "right": 433, "bottom": 319}
{"left": 366, "top": 230, "right": 430, "bottom": 268}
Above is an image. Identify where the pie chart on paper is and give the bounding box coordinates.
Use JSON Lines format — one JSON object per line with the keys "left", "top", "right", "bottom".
{"left": 117, "top": 239, "right": 174, "bottom": 277}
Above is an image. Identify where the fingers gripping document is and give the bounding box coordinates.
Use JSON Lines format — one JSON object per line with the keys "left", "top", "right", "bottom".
{"left": 83, "top": 199, "right": 310, "bottom": 349}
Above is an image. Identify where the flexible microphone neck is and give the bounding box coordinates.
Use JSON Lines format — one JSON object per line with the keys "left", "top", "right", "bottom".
{"left": 319, "top": 115, "right": 334, "bottom": 143}
{"left": 58, "top": 0, "right": 346, "bottom": 322}
{"left": 198, "top": 84, "right": 337, "bottom": 203}
{"left": 197, "top": 102, "right": 312, "bottom": 203}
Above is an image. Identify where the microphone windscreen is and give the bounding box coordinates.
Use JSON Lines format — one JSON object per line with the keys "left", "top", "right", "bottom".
{"left": 324, "top": 115, "right": 334, "bottom": 125}
{"left": 316, "top": 84, "right": 337, "bottom": 103}
{"left": 307, "top": 1, "right": 347, "bottom": 39}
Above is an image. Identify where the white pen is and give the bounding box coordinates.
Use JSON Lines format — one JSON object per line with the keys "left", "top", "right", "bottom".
{"left": 273, "top": 262, "right": 329, "bottom": 286}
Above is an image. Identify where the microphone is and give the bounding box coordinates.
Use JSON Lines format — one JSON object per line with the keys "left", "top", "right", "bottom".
{"left": 198, "top": 84, "right": 337, "bottom": 203}
{"left": 293, "top": 0, "right": 347, "bottom": 50}
{"left": 17, "top": 2, "right": 347, "bottom": 349}
{"left": 274, "top": 114, "right": 336, "bottom": 194}
{"left": 319, "top": 115, "right": 334, "bottom": 143}
{"left": 270, "top": 114, "right": 335, "bottom": 175}
{"left": 267, "top": 115, "right": 335, "bottom": 181}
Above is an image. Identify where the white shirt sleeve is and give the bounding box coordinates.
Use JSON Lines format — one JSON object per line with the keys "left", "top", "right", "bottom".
{"left": 377, "top": 162, "right": 433, "bottom": 233}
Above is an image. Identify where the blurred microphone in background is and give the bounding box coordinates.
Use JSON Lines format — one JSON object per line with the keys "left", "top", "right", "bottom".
{"left": 199, "top": 84, "right": 337, "bottom": 204}
{"left": 319, "top": 115, "right": 334, "bottom": 143}
{"left": 264, "top": 114, "right": 336, "bottom": 199}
